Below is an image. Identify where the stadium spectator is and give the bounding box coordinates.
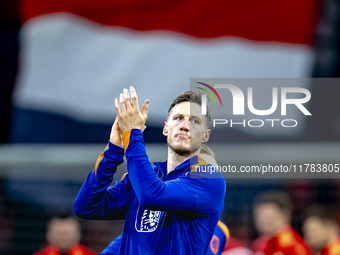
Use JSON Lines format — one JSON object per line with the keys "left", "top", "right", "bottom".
{"left": 221, "top": 236, "right": 253, "bottom": 255}
{"left": 303, "top": 205, "right": 340, "bottom": 255}
{"left": 74, "top": 88, "right": 226, "bottom": 254}
{"left": 200, "top": 144, "right": 252, "bottom": 255}
{"left": 182, "top": 144, "right": 230, "bottom": 255}
{"left": 206, "top": 220, "right": 230, "bottom": 255}
{"left": 252, "top": 235, "right": 271, "bottom": 255}
{"left": 33, "top": 216, "right": 96, "bottom": 255}
{"left": 252, "top": 191, "right": 310, "bottom": 255}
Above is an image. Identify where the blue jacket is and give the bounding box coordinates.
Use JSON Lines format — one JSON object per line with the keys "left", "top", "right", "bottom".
{"left": 100, "top": 220, "right": 229, "bottom": 255}
{"left": 100, "top": 234, "right": 122, "bottom": 255}
{"left": 74, "top": 129, "right": 226, "bottom": 254}
{"left": 206, "top": 221, "right": 229, "bottom": 255}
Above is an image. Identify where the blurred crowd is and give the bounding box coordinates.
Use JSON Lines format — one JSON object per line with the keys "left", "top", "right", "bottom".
{"left": 5, "top": 190, "right": 337, "bottom": 255}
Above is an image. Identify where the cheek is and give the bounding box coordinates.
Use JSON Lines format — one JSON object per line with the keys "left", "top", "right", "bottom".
{"left": 309, "top": 232, "right": 322, "bottom": 245}
{"left": 192, "top": 126, "right": 205, "bottom": 138}
{"left": 166, "top": 125, "right": 176, "bottom": 136}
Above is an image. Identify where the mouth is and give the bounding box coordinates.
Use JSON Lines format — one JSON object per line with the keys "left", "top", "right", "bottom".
{"left": 177, "top": 134, "right": 190, "bottom": 139}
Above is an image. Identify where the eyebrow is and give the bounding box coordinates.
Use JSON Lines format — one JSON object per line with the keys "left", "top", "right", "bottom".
{"left": 172, "top": 113, "right": 202, "bottom": 119}
{"left": 172, "top": 113, "right": 184, "bottom": 118}
{"left": 191, "top": 114, "right": 202, "bottom": 119}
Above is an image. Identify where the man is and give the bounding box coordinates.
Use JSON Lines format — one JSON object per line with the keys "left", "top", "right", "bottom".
{"left": 33, "top": 216, "right": 96, "bottom": 255}
{"left": 303, "top": 205, "right": 340, "bottom": 255}
{"left": 206, "top": 220, "right": 230, "bottom": 255}
{"left": 200, "top": 144, "right": 229, "bottom": 255}
{"left": 100, "top": 144, "right": 229, "bottom": 255}
{"left": 74, "top": 88, "right": 226, "bottom": 254}
{"left": 199, "top": 145, "right": 252, "bottom": 255}
{"left": 252, "top": 191, "right": 310, "bottom": 255}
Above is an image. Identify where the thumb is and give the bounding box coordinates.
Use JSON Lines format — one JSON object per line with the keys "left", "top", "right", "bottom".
{"left": 112, "top": 117, "right": 121, "bottom": 132}
{"left": 141, "top": 99, "right": 149, "bottom": 121}
{"left": 112, "top": 117, "right": 118, "bottom": 128}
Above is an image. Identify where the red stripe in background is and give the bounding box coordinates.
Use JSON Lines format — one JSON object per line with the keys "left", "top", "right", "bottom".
{"left": 20, "top": 0, "right": 320, "bottom": 45}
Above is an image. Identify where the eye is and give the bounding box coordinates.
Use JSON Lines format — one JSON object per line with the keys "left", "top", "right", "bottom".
{"left": 192, "top": 119, "right": 199, "bottom": 124}
{"left": 175, "top": 116, "right": 182, "bottom": 121}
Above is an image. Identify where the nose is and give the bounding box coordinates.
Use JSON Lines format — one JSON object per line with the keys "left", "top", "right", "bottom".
{"left": 180, "top": 119, "right": 190, "bottom": 132}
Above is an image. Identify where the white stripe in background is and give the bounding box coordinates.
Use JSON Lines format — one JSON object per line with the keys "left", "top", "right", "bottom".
{"left": 14, "top": 14, "right": 314, "bottom": 126}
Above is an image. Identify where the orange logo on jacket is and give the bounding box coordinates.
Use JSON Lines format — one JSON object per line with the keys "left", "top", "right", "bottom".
{"left": 210, "top": 235, "right": 220, "bottom": 254}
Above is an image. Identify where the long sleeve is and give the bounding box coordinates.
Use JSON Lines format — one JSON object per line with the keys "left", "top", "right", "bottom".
{"left": 74, "top": 142, "right": 131, "bottom": 220}
{"left": 122, "top": 129, "right": 226, "bottom": 214}
{"left": 99, "top": 233, "right": 123, "bottom": 255}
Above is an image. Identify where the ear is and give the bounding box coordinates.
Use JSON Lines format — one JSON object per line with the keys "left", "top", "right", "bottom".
{"left": 202, "top": 129, "right": 211, "bottom": 143}
{"left": 163, "top": 121, "right": 168, "bottom": 136}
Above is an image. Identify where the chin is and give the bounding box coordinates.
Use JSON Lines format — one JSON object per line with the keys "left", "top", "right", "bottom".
{"left": 174, "top": 147, "right": 191, "bottom": 155}
{"left": 175, "top": 150, "right": 190, "bottom": 156}
{"left": 168, "top": 143, "right": 190, "bottom": 155}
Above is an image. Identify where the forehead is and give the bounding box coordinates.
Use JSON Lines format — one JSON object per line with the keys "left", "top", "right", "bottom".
{"left": 168, "top": 101, "right": 202, "bottom": 117}
{"left": 255, "top": 203, "right": 281, "bottom": 213}
{"left": 304, "top": 216, "right": 323, "bottom": 226}
{"left": 50, "top": 219, "right": 77, "bottom": 230}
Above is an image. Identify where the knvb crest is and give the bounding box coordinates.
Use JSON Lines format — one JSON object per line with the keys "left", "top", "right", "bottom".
{"left": 135, "top": 205, "right": 162, "bottom": 232}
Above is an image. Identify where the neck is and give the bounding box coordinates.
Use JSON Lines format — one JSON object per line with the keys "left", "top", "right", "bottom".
{"left": 167, "top": 148, "right": 200, "bottom": 174}
{"left": 326, "top": 232, "right": 339, "bottom": 246}
{"left": 272, "top": 224, "right": 289, "bottom": 237}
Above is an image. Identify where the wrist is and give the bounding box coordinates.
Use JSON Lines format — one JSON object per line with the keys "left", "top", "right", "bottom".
{"left": 120, "top": 126, "right": 143, "bottom": 134}
{"left": 109, "top": 137, "right": 123, "bottom": 148}
{"left": 122, "top": 129, "right": 143, "bottom": 153}
{"left": 108, "top": 141, "right": 125, "bottom": 154}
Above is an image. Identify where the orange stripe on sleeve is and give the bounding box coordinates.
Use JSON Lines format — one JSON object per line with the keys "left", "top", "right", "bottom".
{"left": 94, "top": 144, "right": 109, "bottom": 176}
{"left": 122, "top": 129, "right": 132, "bottom": 154}
{"left": 217, "top": 221, "right": 230, "bottom": 247}
{"left": 119, "top": 172, "right": 128, "bottom": 182}
{"left": 197, "top": 156, "right": 208, "bottom": 165}
{"left": 190, "top": 156, "right": 209, "bottom": 172}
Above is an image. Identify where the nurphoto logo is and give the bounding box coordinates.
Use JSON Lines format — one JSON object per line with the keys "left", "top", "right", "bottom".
{"left": 198, "top": 82, "right": 312, "bottom": 128}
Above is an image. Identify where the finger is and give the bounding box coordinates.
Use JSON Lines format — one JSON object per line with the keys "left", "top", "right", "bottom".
{"left": 123, "top": 88, "right": 132, "bottom": 111}
{"left": 113, "top": 117, "right": 122, "bottom": 134}
{"left": 141, "top": 99, "right": 150, "bottom": 121}
{"left": 130, "top": 86, "right": 139, "bottom": 110}
{"left": 120, "top": 93, "right": 127, "bottom": 113}
{"left": 112, "top": 117, "right": 118, "bottom": 128}
{"left": 114, "top": 98, "right": 122, "bottom": 118}
{"left": 111, "top": 117, "right": 118, "bottom": 134}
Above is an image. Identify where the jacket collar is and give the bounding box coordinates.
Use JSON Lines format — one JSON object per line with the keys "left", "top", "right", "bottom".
{"left": 153, "top": 155, "right": 198, "bottom": 178}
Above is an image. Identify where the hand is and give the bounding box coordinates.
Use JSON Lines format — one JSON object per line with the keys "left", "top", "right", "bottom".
{"left": 110, "top": 117, "right": 123, "bottom": 148}
{"left": 115, "top": 86, "right": 149, "bottom": 134}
